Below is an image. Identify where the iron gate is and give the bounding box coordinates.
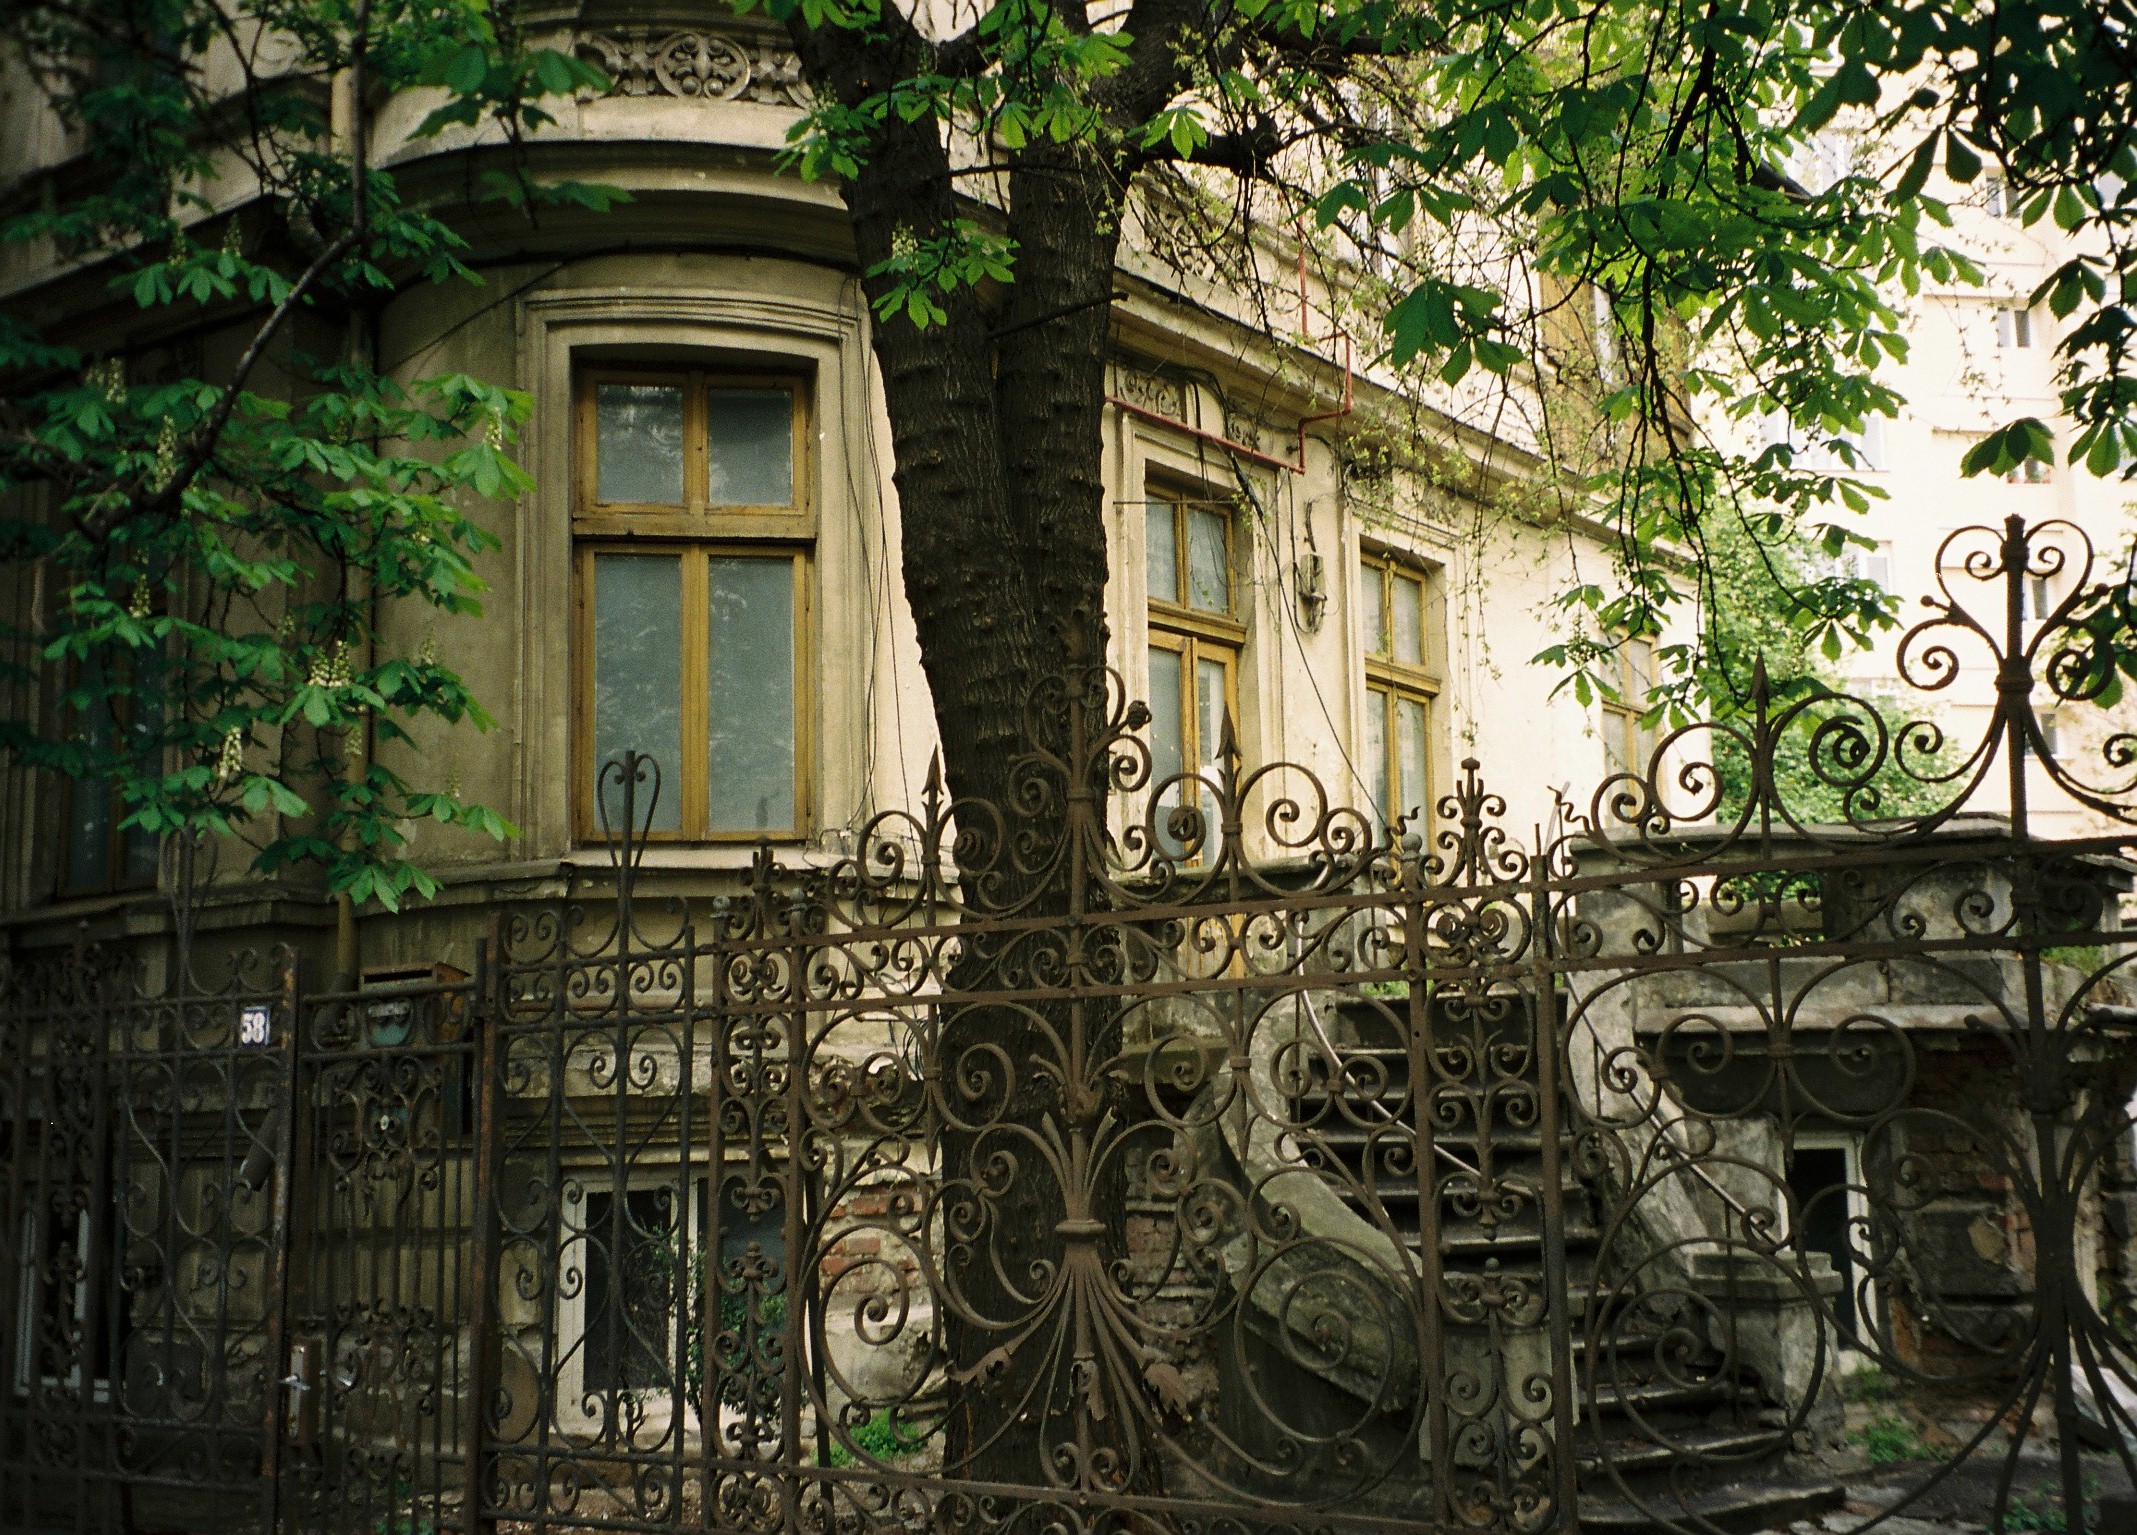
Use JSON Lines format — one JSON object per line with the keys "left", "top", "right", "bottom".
{"left": 8, "top": 514, "right": 2137, "bottom": 1535}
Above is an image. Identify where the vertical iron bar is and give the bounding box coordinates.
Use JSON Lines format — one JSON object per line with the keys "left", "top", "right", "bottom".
{"left": 1401, "top": 863, "right": 1449, "bottom": 1525}
{"left": 464, "top": 926, "right": 502, "bottom": 1535}
{"left": 260, "top": 956, "right": 301, "bottom": 1532}
{"left": 77, "top": 978, "right": 112, "bottom": 1533}
{"left": 699, "top": 908, "right": 727, "bottom": 1519}
{"left": 778, "top": 920, "right": 807, "bottom": 1535}
{"left": 1528, "top": 848, "right": 1579, "bottom": 1532}
{"left": 0, "top": 973, "right": 26, "bottom": 1534}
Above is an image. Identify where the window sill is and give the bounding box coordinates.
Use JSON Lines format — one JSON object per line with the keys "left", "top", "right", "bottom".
{"left": 559, "top": 841, "right": 831, "bottom": 875}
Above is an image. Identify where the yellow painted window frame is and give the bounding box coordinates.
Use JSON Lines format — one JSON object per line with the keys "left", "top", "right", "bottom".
{"left": 574, "top": 367, "right": 813, "bottom": 539}
{"left": 572, "top": 366, "right": 814, "bottom": 844}
{"left": 1600, "top": 637, "right": 1658, "bottom": 778}
{"left": 1359, "top": 551, "right": 1441, "bottom": 821}
{"left": 1146, "top": 625, "right": 1241, "bottom": 868}
{"left": 1145, "top": 488, "right": 1241, "bottom": 627}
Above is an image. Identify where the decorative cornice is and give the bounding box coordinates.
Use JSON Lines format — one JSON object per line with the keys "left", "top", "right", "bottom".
{"left": 576, "top": 29, "right": 809, "bottom": 107}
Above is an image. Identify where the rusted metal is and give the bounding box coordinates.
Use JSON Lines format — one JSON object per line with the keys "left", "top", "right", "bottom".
{"left": 8, "top": 514, "right": 2137, "bottom": 1535}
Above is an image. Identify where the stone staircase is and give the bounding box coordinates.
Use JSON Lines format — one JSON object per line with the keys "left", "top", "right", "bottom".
{"left": 1272, "top": 995, "right": 1843, "bottom": 1532}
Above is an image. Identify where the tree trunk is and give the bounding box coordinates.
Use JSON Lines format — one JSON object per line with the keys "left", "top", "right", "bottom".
{"left": 782, "top": 7, "right": 1183, "bottom": 1494}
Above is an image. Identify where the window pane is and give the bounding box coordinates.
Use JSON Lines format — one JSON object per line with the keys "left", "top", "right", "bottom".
{"left": 1360, "top": 562, "right": 1384, "bottom": 655}
{"left": 121, "top": 663, "right": 163, "bottom": 884}
{"left": 1148, "top": 647, "right": 1185, "bottom": 786}
{"left": 1397, "top": 696, "right": 1428, "bottom": 823}
{"left": 1620, "top": 642, "right": 1654, "bottom": 700}
{"left": 120, "top": 819, "right": 160, "bottom": 885}
{"left": 1146, "top": 502, "right": 1178, "bottom": 605}
{"left": 594, "top": 554, "right": 683, "bottom": 832}
{"left": 1364, "top": 686, "right": 1388, "bottom": 821}
{"left": 65, "top": 668, "right": 114, "bottom": 889}
{"left": 595, "top": 384, "right": 685, "bottom": 505}
{"left": 1196, "top": 656, "right": 1228, "bottom": 780}
{"left": 580, "top": 1187, "right": 681, "bottom": 1395}
{"left": 1187, "top": 508, "right": 1229, "bottom": 613}
{"left": 1393, "top": 576, "right": 1424, "bottom": 666}
{"left": 1150, "top": 645, "right": 1190, "bottom": 858}
{"left": 707, "top": 389, "right": 795, "bottom": 507}
{"left": 708, "top": 557, "right": 796, "bottom": 832}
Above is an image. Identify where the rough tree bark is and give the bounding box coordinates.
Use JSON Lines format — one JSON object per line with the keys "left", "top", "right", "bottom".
{"left": 784, "top": 0, "right": 1203, "bottom": 1495}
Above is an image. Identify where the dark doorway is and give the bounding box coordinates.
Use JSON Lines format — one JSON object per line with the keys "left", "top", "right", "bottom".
{"left": 1789, "top": 1144, "right": 1858, "bottom": 1340}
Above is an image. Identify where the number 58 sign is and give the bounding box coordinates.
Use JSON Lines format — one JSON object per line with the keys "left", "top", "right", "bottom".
{"left": 238, "top": 1004, "right": 274, "bottom": 1047}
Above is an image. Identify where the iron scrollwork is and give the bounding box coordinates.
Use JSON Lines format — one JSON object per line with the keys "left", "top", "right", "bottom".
{"left": 9, "top": 516, "right": 2137, "bottom": 1535}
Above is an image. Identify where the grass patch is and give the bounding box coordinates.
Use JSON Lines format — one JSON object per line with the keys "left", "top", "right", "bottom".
{"left": 826, "top": 1409, "right": 927, "bottom": 1467}
{"left": 1853, "top": 1411, "right": 1940, "bottom": 1465}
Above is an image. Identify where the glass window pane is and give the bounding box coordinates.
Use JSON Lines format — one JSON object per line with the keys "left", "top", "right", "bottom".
{"left": 707, "top": 557, "right": 796, "bottom": 832}
{"left": 595, "top": 384, "right": 685, "bottom": 505}
{"left": 1620, "top": 642, "right": 1654, "bottom": 700}
{"left": 1397, "top": 696, "right": 1428, "bottom": 823}
{"left": 65, "top": 666, "right": 114, "bottom": 889}
{"left": 120, "top": 661, "right": 163, "bottom": 883}
{"left": 1149, "top": 645, "right": 1187, "bottom": 856}
{"left": 1360, "top": 562, "right": 1384, "bottom": 655}
{"left": 1393, "top": 576, "right": 1424, "bottom": 666}
{"left": 1146, "top": 502, "right": 1178, "bottom": 606}
{"left": 1187, "top": 508, "right": 1229, "bottom": 613}
{"left": 1363, "top": 686, "right": 1388, "bottom": 821}
{"left": 707, "top": 389, "right": 795, "bottom": 507}
{"left": 120, "top": 821, "right": 160, "bottom": 885}
{"left": 1196, "top": 656, "right": 1229, "bottom": 784}
{"left": 1148, "top": 646, "right": 1185, "bottom": 786}
{"left": 593, "top": 554, "right": 683, "bottom": 833}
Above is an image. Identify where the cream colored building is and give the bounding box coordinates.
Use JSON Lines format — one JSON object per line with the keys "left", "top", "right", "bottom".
{"left": 1776, "top": 151, "right": 2137, "bottom": 840}
{"left": 0, "top": 7, "right": 1638, "bottom": 968}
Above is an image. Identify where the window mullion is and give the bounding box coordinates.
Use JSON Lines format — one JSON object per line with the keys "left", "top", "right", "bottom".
{"left": 681, "top": 550, "right": 711, "bottom": 839}
{"left": 1182, "top": 633, "right": 1200, "bottom": 774}
{"left": 686, "top": 375, "right": 708, "bottom": 515}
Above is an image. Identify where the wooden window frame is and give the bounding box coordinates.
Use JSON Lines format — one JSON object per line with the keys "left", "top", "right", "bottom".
{"left": 572, "top": 367, "right": 814, "bottom": 844}
{"left": 1359, "top": 550, "right": 1441, "bottom": 823}
{"left": 1600, "top": 637, "right": 1658, "bottom": 779}
{"left": 58, "top": 654, "right": 161, "bottom": 897}
{"left": 573, "top": 367, "right": 813, "bottom": 539}
{"left": 1144, "top": 487, "right": 1246, "bottom": 857}
{"left": 1145, "top": 490, "right": 1243, "bottom": 634}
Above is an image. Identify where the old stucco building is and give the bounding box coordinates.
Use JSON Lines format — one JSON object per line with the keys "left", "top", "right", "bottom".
{"left": 0, "top": 6, "right": 1632, "bottom": 976}
{"left": 7, "top": 17, "right": 2135, "bottom": 1535}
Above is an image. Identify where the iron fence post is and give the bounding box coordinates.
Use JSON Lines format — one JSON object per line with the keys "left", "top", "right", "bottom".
{"left": 1529, "top": 843, "right": 1580, "bottom": 1532}
{"left": 260, "top": 951, "right": 301, "bottom": 1533}
{"left": 464, "top": 920, "right": 503, "bottom": 1535}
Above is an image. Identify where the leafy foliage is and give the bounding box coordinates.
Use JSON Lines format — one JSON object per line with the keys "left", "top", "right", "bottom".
{"left": 0, "top": 0, "right": 612, "bottom": 907}
{"left": 753, "top": 0, "right": 2137, "bottom": 725}
{"left": 1691, "top": 516, "right": 1955, "bottom": 825}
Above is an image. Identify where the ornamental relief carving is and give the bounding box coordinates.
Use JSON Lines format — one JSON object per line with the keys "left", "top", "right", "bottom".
{"left": 576, "top": 29, "right": 809, "bottom": 107}
{"left": 1113, "top": 366, "right": 1187, "bottom": 419}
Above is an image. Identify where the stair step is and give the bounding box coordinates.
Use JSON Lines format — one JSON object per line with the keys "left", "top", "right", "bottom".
{"left": 1576, "top": 1475, "right": 1844, "bottom": 1534}
{"left": 1575, "top": 1425, "right": 1784, "bottom": 1476}
{"left": 1584, "top": 1377, "right": 1744, "bottom": 1415}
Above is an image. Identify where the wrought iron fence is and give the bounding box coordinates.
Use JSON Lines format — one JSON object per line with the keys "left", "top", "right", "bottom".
{"left": 7, "top": 515, "right": 2137, "bottom": 1535}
